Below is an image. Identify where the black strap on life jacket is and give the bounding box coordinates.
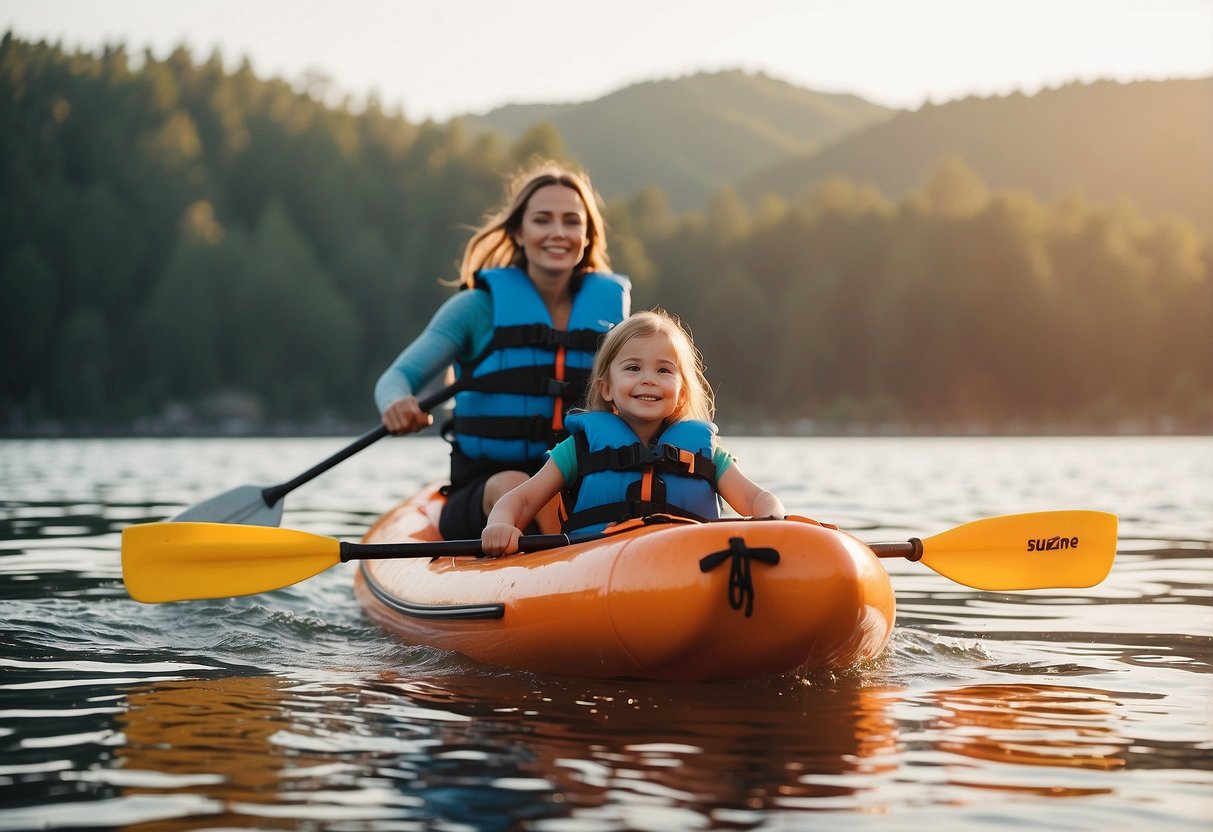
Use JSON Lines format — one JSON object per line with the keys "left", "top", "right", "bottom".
{"left": 577, "top": 442, "right": 717, "bottom": 483}
{"left": 483, "top": 323, "right": 606, "bottom": 353}
{"left": 446, "top": 370, "right": 588, "bottom": 445}
{"left": 449, "top": 414, "right": 564, "bottom": 445}
{"left": 454, "top": 365, "right": 590, "bottom": 400}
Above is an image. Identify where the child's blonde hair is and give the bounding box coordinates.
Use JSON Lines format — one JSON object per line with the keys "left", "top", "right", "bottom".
{"left": 458, "top": 161, "right": 611, "bottom": 287}
{"left": 583, "top": 310, "right": 715, "bottom": 422}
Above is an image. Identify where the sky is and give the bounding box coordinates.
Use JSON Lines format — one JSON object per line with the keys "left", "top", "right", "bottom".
{"left": 3, "top": 0, "right": 1211, "bottom": 122}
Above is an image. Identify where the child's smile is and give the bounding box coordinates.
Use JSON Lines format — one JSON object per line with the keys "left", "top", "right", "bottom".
{"left": 599, "top": 333, "right": 683, "bottom": 442}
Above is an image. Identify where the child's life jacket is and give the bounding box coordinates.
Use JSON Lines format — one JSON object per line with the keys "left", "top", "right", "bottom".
{"left": 560, "top": 411, "right": 721, "bottom": 533}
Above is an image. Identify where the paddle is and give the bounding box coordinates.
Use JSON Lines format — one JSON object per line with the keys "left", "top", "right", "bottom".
{"left": 867, "top": 509, "right": 1118, "bottom": 591}
{"left": 171, "top": 384, "right": 460, "bottom": 526}
{"left": 122, "top": 522, "right": 576, "bottom": 603}
{"left": 121, "top": 509, "right": 1117, "bottom": 604}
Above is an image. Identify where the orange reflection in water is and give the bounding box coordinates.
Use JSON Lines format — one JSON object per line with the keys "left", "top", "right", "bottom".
{"left": 112, "top": 670, "right": 903, "bottom": 827}
{"left": 116, "top": 676, "right": 327, "bottom": 831}
{"left": 926, "top": 682, "right": 1127, "bottom": 798}
{"left": 110, "top": 673, "right": 1135, "bottom": 827}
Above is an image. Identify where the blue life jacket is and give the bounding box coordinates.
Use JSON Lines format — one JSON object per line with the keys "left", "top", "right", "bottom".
{"left": 561, "top": 411, "right": 721, "bottom": 534}
{"left": 449, "top": 267, "right": 629, "bottom": 478}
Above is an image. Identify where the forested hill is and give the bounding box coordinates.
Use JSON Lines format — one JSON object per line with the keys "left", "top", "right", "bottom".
{"left": 2, "top": 34, "right": 1211, "bottom": 436}
{"left": 0, "top": 33, "right": 522, "bottom": 429}
{"left": 459, "top": 70, "right": 893, "bottom": 211}
{"left": 738, "top": 78, "right": 1213, "bottom": 230}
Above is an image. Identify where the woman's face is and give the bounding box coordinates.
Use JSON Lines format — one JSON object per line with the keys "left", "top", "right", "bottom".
{"left": 514, "top": 184, "right": 590, "bottom": 279}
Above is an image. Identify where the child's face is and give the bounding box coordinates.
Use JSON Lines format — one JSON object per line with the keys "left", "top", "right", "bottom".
{"left": 599, "top": 333, "right": 683, "bottom": 434}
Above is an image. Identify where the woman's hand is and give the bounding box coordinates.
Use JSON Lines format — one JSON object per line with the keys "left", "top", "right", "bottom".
{"left": 382, "top": 396, "right": 434, "bottom": 435}
{"left": 481, "top": 522, "right": 522, "bottom": 557}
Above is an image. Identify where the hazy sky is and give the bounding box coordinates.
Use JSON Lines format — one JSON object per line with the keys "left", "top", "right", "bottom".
{"left": 3, "top": 0, "right": 1210, "bottom": 121}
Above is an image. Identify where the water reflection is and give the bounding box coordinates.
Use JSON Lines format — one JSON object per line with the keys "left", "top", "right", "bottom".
{"left": 934, "top": 683, "right": 1128, "bottom": 766}
{"left": 922, "top": 682, "right": 1128, "bottom": 801}
{"left": 355, "top": 671, "right": 904, "bottom": 827}
{"left": 103, "top": 673, "right": 1151, "bottom": 828}
{"left": 103, "top": 672, "right": 904, "bottom": 829}
{"left": 116, "top": 676, "right": 324, "bottom": 830}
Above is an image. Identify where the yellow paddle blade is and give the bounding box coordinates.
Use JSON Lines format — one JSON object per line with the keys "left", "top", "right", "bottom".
{"left": 919, "top": 510, "right": 1118, "bottom": 590}
{"left": 122, "top": 522, "right": 342, "bottom": 603}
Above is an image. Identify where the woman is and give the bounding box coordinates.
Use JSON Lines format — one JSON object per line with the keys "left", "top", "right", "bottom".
{"left": 376, "top": 162, "right": 631, "bottom": 539}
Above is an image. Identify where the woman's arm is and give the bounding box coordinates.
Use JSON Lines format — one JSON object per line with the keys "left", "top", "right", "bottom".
{"left": 375, "top": 291, "right": 490, "bottom": 433}
{"left": 716, "top": 465, "right": 785, "bottom": 519}
{"left": 481, "top": 459, "right": 567, "bottom": 556}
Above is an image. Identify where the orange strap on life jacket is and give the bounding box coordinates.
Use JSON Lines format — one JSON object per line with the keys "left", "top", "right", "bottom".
{"left": 639, "top": 467, "right": 654, "bottom": 502}
{"left": 551, "top": 345, "right": 567, "bottom": 432}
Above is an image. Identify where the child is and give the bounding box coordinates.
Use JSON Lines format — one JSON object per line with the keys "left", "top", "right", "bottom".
{"left": 481, "top": 310, "right": 784, "bottom": 556}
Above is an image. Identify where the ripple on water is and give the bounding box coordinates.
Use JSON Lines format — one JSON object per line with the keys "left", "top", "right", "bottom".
{"left": 0, "top": 435, "right": 1210, "bottom": 830}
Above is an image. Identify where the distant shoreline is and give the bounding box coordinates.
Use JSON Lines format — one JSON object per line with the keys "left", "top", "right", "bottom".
{"left": 3, "top": 418, "right": 1207, "bottom": 441}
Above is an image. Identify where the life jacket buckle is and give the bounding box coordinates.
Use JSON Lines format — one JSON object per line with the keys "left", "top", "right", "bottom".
{"left": 542, "top": 377, "right": 568, "bottom": 397}
{"left": 612, "top": 444, "right": 649, "bottom": 468}
{"left": 657, "top": 444, "right": 684, "bottom": 469}
{"left": 527, "top": 323, "right": 557, "bottom": 346}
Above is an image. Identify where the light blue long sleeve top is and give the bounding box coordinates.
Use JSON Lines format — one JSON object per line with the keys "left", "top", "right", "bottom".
{"left": 374, "top": 290, "right": 494, "bottom": 413}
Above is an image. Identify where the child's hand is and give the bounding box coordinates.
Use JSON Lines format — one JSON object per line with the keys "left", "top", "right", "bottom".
{"left": 717, "top": 467, "right": 785, "bottom": 522}
{"left": 481, "top": 522, "right": 522, "bottom": 557}
{"left": 751, "top": 491, "right": 786, "bottom": 520}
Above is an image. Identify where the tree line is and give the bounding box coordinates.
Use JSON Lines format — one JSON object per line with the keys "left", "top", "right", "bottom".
{"left": 2, "top": 34, "right": 1209, "bottom": 434}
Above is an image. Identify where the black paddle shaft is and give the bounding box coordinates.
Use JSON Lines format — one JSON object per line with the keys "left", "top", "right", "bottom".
{"left": 869, "top": 539, "right": 924, "bottom": 561}
{"left": 339, "top": 535, "right": 925, "bottom": 564}
{"left": 339, "top": 534, "right": 572, "bottom": 561}
{"left": 259, "top": 384, "right": 461, "bottom": 509}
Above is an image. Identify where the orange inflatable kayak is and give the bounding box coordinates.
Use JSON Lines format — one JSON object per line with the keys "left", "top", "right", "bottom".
{"left": 354, "top": 484, "right": 896, "bottom": 681}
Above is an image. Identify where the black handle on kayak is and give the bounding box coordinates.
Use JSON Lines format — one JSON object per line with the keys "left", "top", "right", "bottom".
{"left": 260, "top": 383, "right": 462, "bottom": 508}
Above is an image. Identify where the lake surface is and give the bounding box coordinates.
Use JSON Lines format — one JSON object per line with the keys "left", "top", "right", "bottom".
{"left": 1, "top": 435, "right": 1210, "bottom": 830}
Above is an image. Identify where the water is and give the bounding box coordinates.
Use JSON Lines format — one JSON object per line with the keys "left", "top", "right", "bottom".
{"left": 1, "top": 435, "right": 1210, "bottom": 830}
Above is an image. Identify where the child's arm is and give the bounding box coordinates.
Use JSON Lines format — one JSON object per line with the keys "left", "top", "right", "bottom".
{"left": 717, "top": 465, "right": 785, "bottom": 519}
{"left": 481, "top": 459, "right": 567, "bottom": 556}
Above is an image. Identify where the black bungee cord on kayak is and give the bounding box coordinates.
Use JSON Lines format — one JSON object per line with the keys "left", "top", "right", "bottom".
{"left": 699, "top": 537, "right": 781, "bottom": 618}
